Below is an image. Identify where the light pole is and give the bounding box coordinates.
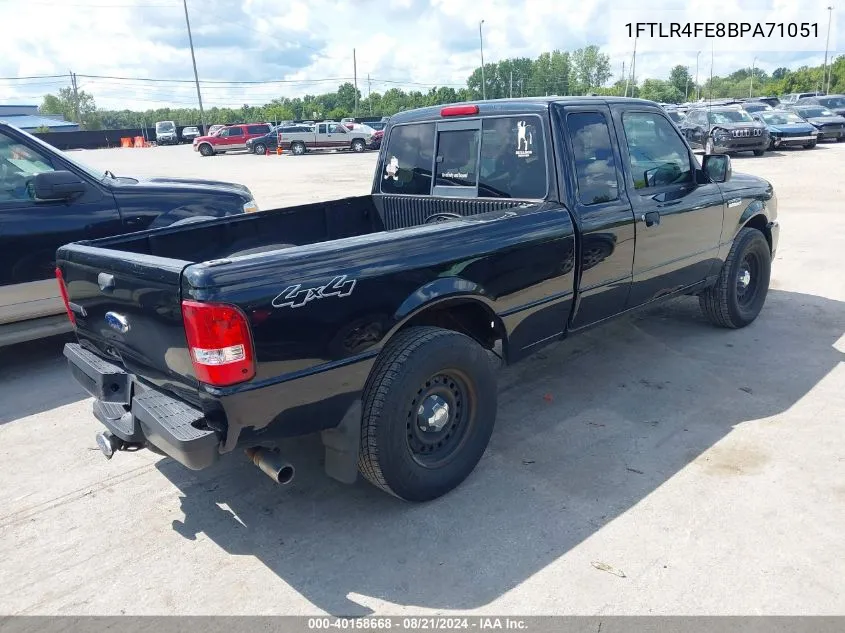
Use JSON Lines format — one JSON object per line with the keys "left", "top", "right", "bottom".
{"left": 479, "top": 20, "right": 486, "bottom": 100}
{"left": 750, "top": 56, "right": 757, "bottom": 97}
{"left": 182, "top": 0, "right": 206, "bottom": 134}
{"left": 823, "top": 6, "right": 834, "bottom": 93}
{"left": 695, "top": 51, "right": 701, "bottom": 100}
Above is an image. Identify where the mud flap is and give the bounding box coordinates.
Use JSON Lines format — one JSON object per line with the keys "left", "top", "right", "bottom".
{"left": 320, "top": 399, "right": 362, "bottom": 484}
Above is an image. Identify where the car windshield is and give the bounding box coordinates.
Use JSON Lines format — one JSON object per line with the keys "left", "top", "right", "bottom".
{"left": 797, "top": 107, "right": 834, "bottom": 117}
{"left": 156, "top": 122, "right": 175, "bottom": 132}
{"left": 820, "top": 97, "right": 845, "bottom": 108}
{"left": 708, "top": 110, "right": 754, "bottom": 124}
{"left": 760, "top": 112, "right": 805, "bottom": 125}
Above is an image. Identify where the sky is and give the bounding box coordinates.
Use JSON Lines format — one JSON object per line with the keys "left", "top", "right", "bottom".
{"left": 0, "top": 0, "right": 841, "bottom": 112}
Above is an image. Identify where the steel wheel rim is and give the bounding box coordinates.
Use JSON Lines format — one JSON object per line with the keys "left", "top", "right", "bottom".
{"left": 406, "top": 369, "right": 476, "bottom": 469}
{"left": 736, "top": 251, "right": 761, "bottom": 308}
{"left": 255, "top": 144, "right": 265, "bottom": 154}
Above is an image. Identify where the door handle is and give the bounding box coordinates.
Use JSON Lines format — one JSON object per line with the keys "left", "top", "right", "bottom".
{"left": 640, "top": 211, "right": 661, "bottom": 227}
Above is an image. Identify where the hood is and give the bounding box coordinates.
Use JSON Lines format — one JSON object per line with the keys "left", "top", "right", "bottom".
{"left": 720, "top": 171, "right": 773, "bottom": 197}
{"left": 767, "top": 122, "right": 816, "bottom": 132}
{"left": 805, "top": 115, "right": 845, "bottom": 125}
{"left": 110, "top": 175, "right": 252, "bottom": 198}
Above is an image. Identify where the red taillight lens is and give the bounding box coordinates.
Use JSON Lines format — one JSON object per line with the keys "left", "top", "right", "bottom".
{"left": 55, "top": 267, "right": 76, "bottom": 326}
{"left": 441, "top": 104, "right": 479, "bottom": 117}
{"left": 181, "top": 300, "right": 255, "bottom": 387}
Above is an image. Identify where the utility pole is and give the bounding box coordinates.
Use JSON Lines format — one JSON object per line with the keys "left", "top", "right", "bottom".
{"left": 621, "top": 61, "right": 626, "bottom": 96}
{"left": 479, "top": 20, "right": 486, "bottom": 100}
{"left": 367, "top": 73, "right": 372, "bottom": 114}
{"left": 69, "top": 70, "right": 80, "bottom": 124}
{"left": 750, "top": 56, "right": 757, "bottom": 97}
{"left": 353, "top": 48, "right": 358, "bottom": 117}
{"left": 182, "top": 0, "right": 206, "bottom": 134}
{"left": 510, "top": 70, "right": 513, "bottom": 98}
{"left": 630, "top": 36, "right": 637, "bottom": 97}
{"left": 695, "top": 50, "right": 701, "bottom": 100}
{"left": 823, "top": 6, "right": 834, "bottom": 93}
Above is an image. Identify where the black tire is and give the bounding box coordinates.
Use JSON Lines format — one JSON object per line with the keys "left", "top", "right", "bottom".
{"left": 291, "top": 142, "right": 306, "bottom": 156}
{"left": 225, "top": 243, "right": 294, "bottom": 257}
{"left": 698, "top": 227, "right": 771, "bottom": 328}
{"left": 198, "top": 143, "right": 214, "bottom": 157}
{"left": 358, "top": 326, "right": 497, "bottom": 502}
{"left": 804, "top": 141, "right": 817, "bottom": 149}
{"left": 753, "top": 149, "right": 765, "bottom": 156}
{"left": 351, "top": 139, "right": 365, "bottom": 152}
{"left": 254, "top": 143, "right": 266, "bottom": 155}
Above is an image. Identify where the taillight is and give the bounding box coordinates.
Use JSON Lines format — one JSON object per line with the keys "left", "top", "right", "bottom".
{"left": 441, "top": 104, "right": 479, "bottom": 117}
{"left": 181, "top": 300, "right": 255, "bottom": 387}
{"left": 55, "top": 267, "right": 76, "bottom": 326}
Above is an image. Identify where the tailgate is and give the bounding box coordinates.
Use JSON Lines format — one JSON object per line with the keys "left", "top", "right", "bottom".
{"left": 56, "top": 242, "right": 199, "bottom": 400}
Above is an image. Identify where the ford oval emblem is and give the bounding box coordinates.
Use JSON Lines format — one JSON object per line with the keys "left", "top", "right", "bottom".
{"left": 105, "top": 311, "right": 130, "bottom": 334}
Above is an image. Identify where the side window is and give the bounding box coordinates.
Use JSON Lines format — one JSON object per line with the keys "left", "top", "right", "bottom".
{"left": 622, "top": 111, "right": 693, "bottom": 190}
{"left": 565, "top": 112, "right": 619, "bottom": 206}
{"left": 318, "top": 124, "right": 327, "bottom": 134}
{"left": 247, "top": 125, "right": 268, "bottom": 134}
{"left": 478, "top": 116, "right": 547, "bottom": 198}
{"left": 228, "top": 127, "right": 244, "bottom": 137}
{"left": 380, "top": 122, "right": 435, "bottom": 196}
{"left": 330, "top": 124, "right": 347, "bottom": 134}
{"left": 435, "top": 128, "right": 480, "bottom": 188}
{"left": 0, "top": 132, "right": 56, "bottom": 203}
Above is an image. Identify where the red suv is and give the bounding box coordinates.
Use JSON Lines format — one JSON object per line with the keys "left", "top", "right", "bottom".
{"left": 193, "top": 123, "right": 273, "bottom": 156}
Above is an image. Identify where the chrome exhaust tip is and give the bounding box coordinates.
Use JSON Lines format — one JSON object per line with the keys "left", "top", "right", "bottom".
{"left": 245, "top": 447, "right": 295, "bottom": 485}
{"left": 95, "top": 430, "right": 123, "bottom": 459}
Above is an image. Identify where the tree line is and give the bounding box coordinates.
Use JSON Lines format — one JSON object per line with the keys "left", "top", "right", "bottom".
{"left": 39, "top": 47, "right": 845, "bottom": 131}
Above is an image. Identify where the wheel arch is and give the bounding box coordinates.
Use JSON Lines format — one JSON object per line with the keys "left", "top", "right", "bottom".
{"left": 380, "top": 278, "right": 508, "bottom": 361}
{"left": 737, "top": 202, "right": 772, "bottom": 252}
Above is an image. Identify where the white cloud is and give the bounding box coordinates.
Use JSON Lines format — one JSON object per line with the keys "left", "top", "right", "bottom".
{"left": 0, "top": 0, "right": 840, "bottom": 111}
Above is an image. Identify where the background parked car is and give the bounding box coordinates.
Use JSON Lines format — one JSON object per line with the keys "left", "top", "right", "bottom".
{"left": 207, "top": 124, "right": 225, "bottom": 136}
{"left": 742, "top": 102, "right": 773, "bottom": 114}
{"left": 277, "top": 121, "right": 372, "bottom": 155}
{"left": 679, "top": 105, "right": 769, "bottom": 155}
{"left": 781, "top": 91, "right": 825, "bottom": 105}
{"left": 180, "top": 126, "right": 200, "bottom": 143}
{"left": 752, "top": 110, "right": 819, "bottom": 149}
{"left": 154, "top": 120, "right": 178, "bottom": 145}
{"left": 794, "top": 94, "right": 845, "bottom": 117}
{"left": 786, "top": 105, "right": 845, "bottom": 141}
{"left": 193, "top": 123, "right": 273, "bottom": 156}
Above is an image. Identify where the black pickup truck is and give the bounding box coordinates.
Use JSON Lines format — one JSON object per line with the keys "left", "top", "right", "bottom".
{"left": 58, "top": 97, "right": 779, "bottom": 502}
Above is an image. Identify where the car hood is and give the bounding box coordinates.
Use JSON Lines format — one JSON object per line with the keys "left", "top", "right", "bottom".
{"left": 110, "top": 176, "right": 252, "bottom": 198}
{"left": 805, "top": 115, "right": 845, "bottom": 125}
{"left": 720, "top": 171, "right": 772, "bottom": 196}
{"left": 766, "top": 123, "right": 815, "bottom": 132}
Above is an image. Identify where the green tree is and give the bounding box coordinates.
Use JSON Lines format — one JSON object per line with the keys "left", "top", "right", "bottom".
{"left": 40, "top": 87, "right": 99, "bottom": 129}
{"left": 668, "top": 65, "right": 693, "bottom": 100}
{"left": 571, "top": 45, "right": 611, "bottom": 92}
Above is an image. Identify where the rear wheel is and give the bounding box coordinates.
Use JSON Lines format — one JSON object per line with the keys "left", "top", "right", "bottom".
{"left": 351, "top": 139, "right": 365, "bottom": 152}
{"left": 358, "top": 326, "right": 497, "bottom": 502}
{"left": 291, "top": 142, "right": 306, "bottom": 155}
{"left": 804, "top": 140, "right": 817, "bottom": 149}
{"left": 198, "top": 143, "right": 213, "bottom": 157}
{"left": 699, "top": 227, "right": 771, "bottom": 328}
{"left": 253, "top": 143, "right": 266, "bottom": 155}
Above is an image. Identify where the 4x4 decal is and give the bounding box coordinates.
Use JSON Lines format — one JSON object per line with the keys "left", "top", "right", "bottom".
{"left": 272, "top": 275, "right": 356, "bottom": 309}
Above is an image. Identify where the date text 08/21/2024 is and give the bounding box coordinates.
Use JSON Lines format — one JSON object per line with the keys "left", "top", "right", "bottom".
{"left": 624, "top": 22, "right": 820, "bottom": 39}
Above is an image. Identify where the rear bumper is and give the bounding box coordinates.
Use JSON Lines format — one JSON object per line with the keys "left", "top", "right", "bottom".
{"left": 64, "top": 343, "right": 220, "bottom": 470}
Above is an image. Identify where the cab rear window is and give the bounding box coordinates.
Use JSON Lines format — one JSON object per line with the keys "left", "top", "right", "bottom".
{"left": 380, "top": 115, "right": 546, "bottom": 199}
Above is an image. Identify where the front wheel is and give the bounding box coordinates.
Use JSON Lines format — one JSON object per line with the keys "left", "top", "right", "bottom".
{"left": 804, "top": 141, "right": 817, "bottom": 149}
{"left": 753, "top": 149, "right": 766, "bottom": 156}
{"left": 198, "top": 143, "right": 214, "bottom": 157}
{"left": 358, "top": 326, "right": 497, "bottom": 502}
{"left": 291, "top": 142, "right": 306, "bottom": 156}
{"left": 699, "top": 227, "right": 771, "bottom": 328}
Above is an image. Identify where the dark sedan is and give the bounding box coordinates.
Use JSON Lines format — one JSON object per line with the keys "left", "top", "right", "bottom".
{"left": 752, "top": 110, "right": 819, "bottom": 149}
{"left": 787, "top": 105, "right": 845, "bottom": 141}
{"left": 679, "top": 106, "right": 769, "bottom": 155}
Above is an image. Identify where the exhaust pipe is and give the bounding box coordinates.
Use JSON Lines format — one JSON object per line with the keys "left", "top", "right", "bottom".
{"left": 245, "top": 447, "right": 295, "bottom": 485}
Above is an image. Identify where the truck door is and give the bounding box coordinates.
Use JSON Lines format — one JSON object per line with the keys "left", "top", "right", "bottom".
{"left": 555, "top": 105, "right": 636, "bottom": 329}
{"left": 612, "top": 107, "right": 725, "bottom": 308}
{"left": 0, "top": 128, "right": 121, "bottom": 327}
{"left": 316, "top": 123, "right": 330, "bottom": 148}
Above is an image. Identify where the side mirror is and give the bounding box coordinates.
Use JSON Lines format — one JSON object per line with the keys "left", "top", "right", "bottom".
{"left": 702, "top": 154, "right": 731, "bottom": 183}
{"left": 33, "top": 170, "right": 87, "bottom": 201}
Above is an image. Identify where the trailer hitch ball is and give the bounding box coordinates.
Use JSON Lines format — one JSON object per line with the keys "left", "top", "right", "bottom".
{"left": 95, "top": 430, "right": 123, "bottom": 459}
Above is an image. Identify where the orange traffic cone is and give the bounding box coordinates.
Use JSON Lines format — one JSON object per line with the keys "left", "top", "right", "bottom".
{"left": 265, "top": 146, "right": 270, "bottom": 156}
{"left": 276, "top": 146, "right": 282, "bottom": 155}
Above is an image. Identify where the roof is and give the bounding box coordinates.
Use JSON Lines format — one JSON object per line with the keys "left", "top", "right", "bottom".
{"left": 389, "top": 96, "right": 660, "bottom": 124}
{"left": 1, "top": 114, "right": 79, "bottom": 130}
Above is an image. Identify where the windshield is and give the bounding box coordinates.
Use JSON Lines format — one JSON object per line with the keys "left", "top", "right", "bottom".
{"left": 709, "top": 110, "right": 755, "bottom": 124}
{"left": 796, "top": 107, "right": 834, "bottom": 117}
{"left": 760, "top": 112, "right": 805, "bottom": 125}
{"left": 820, "top": 97, "right": 845, "bottom": 108}
{"left": 155, "top": 121, "right": 175, "bottom": 133}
